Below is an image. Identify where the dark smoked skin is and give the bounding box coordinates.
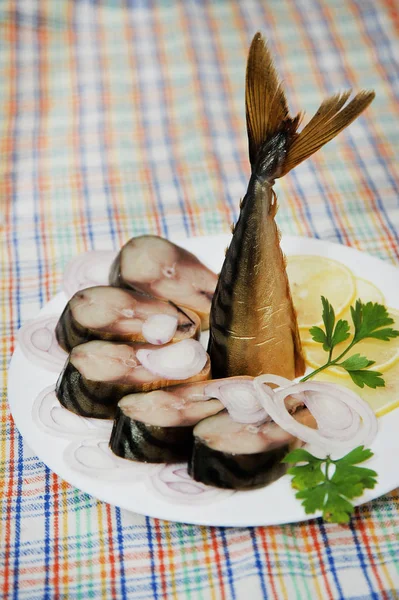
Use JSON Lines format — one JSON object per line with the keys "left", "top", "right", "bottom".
{"left": 188, "top": 436, "right": 288, "bottom": 490}
{"left": 110, "top": 407, "right": 194, "bottom": 463}
{"left": 189, "top": 407, "right": 316, "bottom": 490}
{"left": 56, "top": 303, "right": 100, "bottom": 352}
{"left": 55, "top": 362, "right": 141, "bottom": 419}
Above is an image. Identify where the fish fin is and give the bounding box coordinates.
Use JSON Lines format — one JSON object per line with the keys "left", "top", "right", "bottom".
{"left": 281, "top": 90, "right": 375, "bottom": 175}
{"left": 246, "top": 32, "right": 299, "bottom": 168}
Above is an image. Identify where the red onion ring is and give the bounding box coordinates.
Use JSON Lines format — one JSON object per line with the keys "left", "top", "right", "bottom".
{"left": 141, "top": 314, "right": 178, "bottom": 345}
{"left": 136, "top": 339, "right": 207, "bottom": 380}
{"left": 254, "top": 376, "right": 378, "bottom": 453}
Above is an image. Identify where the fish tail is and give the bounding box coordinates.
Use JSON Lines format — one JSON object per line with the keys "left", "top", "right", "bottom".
{"left": 246, "top": 33, "right": 375, "bottom": 180}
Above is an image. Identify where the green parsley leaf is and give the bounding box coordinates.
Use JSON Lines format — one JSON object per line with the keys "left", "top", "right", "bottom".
{"left": 347, "top": 369, "right": 385, "bottom": 389}
{"left": 321, "top": 296, "right": 335, "bottom": 350}
{"left": 309, "top": 326, "right": 328, "bottom": 347}
{"left": 281, "top": 448, "right": 321, "bottom": 464}
{"left": 331, "top": 319, "right": 351, "bottom": 347}
{"left": 332, "top": 464, "right": 377, "bottom": 493}
{"left": 296, "top": 484, "right": 328, "bottom": 516}
{"left": 323, "top": 489, "right": 354, "bottom": 523}
{"left": 338, "top": 354, "right": 375, "bottom": 371}
{"left": 284, "top": 446, "right": 378, "bottom": 524}
{"left": 337, "top": 445, "right": 373, "bottom": 465}
{"left": 365, "top": 328, "right": 399, "bottom": 341}
{"left": 287, "top": 464, "right": 324, "bottom": 490}
{"left": 302, "top": 298, "right": 399, "bottom": 389}
{"left": 351, "top": 301, "right": 399, "bottom": 343}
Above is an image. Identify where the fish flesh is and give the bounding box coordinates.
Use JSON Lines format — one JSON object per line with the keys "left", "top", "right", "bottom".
{"left": 189, "top": 406, "right": 316, "bottom": 490}
{"left": 56, "top": 340, "right": 211, "bottom": 419}
{"left": 109, "top": 380, "right": 225, "bottom": 463}
{"left": 55, "top": 285, "right": 200, "bottom": 352}
{"left": 109, "top": 235, "right": 218, "bottom": 329}
{"left": 208, "top": 32, "right": 374, "bottom": 379}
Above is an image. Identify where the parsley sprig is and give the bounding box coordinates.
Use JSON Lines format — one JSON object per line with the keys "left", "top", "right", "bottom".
{"left": 282, "top": 446, "right": 377, "bottom": 523}
{"left": 301, "top": 297, "right": 399, "bottom": 389}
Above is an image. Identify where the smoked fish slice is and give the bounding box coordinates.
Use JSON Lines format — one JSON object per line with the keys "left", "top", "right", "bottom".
{"left": 208, "top": 32, "right": 374, "bottom": 380}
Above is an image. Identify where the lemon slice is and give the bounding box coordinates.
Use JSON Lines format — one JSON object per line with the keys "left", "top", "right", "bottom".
{"left": 287, "top": 255, "right": 356, "bottom": 330}
{"left": 299, "top": 276, "right": 385, "bottom": 346}
{"left": 338, "top": 278, "right": 385, "bottom": 326}
{"left": 303, "top": 307, "right": 399, "bottom": 375}
{"left": 314, "top": 361, "right": 399, "bottom": 417}
{"left": 353, "top": 278, "right": 385, "bottom": 305}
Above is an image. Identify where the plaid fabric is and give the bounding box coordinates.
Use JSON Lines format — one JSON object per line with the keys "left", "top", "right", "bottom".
{"left": 2, "top": 0, "right": 399, "bottom": 598}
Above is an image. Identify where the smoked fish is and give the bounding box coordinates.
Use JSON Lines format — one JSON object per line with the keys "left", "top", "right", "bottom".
{"left": 208, "top": 32, "right": 374, "bottom": 379}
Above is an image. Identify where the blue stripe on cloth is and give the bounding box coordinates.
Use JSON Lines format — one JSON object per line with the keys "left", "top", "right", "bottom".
{"left": 220, "top": 527, "right": 237, "bottom": 600}
{"left": 349, "top": 518, "right": 379, "bottom": 599}
{"left": 250, "top": 528, "right": 268, "bottom": 600}
{"left": 319, "top": 520, "right": 344, "bottom": 600}
{"left": 43, "top": 466, "right": 52, "bottom": 600}
{"left": 145, "top": 517, "right": 159, "bottom": 600}
{"left": 115, "top": 508, "right": 127, "bottom": 600}
{"left": 12, "top": 433, "right": 23, "bottom": 600}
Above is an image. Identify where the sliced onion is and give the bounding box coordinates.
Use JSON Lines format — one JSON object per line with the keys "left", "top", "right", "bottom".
{"left": 302, "top": 391, "right": 360, "bottom": 440}
{"left": 18, "top": 315, "right": 67, "bottom": 372}
{"left": 141, "top": 314, "right": 178, "bottom": 345}
{"left": 136, "top": 339, "right": 207, "bottom": 380}
{"left": 63, "top": 250, "right": 117, "bottom": 297}
{"left": 254, "top": 376, "right": 378, "bottom": 454}
{"left": 205, "top": 379, "right": 267, "bottom": 423}
{"left": 147, "top": 464, "right": 233, "bottom": 504}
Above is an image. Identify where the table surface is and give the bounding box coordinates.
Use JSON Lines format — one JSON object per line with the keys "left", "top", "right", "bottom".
{"left": 2, "top": 0, "right": 399, "bottom": 598}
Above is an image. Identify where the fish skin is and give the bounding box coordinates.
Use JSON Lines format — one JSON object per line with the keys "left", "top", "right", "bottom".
{"left": 207, "top": 32, "right": 374, "bottom": 380}
{"left": 208, "top": 131, "right": 304, "bottom": 380}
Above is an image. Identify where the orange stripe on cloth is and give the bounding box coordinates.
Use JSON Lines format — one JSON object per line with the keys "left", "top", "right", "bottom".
{"left": 154, "top": 518, "right": 169, "bottom": 599}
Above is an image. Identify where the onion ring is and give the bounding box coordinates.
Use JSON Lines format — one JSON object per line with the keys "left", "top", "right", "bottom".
{"left": 254, "top": 376, "right": 378, "bottom": 453}
{"left": 136, "top": 339, "right": 207, "bottom": 380}
{"left": 205, "top": 379, "right": 267, "bottom": 423}
{"left": 141, "top": 314, "right": 178, "bottom": 345}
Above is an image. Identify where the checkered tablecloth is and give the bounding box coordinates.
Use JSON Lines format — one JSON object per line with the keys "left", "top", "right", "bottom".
{"left": 2, "top": 0, "right": 399, "bottom": 598}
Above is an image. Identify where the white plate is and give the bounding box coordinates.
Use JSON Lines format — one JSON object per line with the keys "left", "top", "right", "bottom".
{"left": 8, "top": 234, "right": 399, "bottom": 527}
